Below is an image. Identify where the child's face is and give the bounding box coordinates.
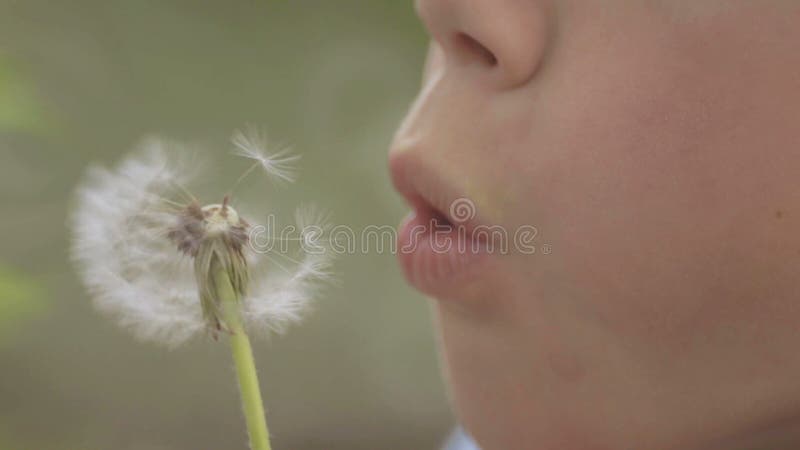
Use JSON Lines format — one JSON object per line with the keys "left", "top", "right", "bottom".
{"left": 390, "top": 1, "right": 800, "bottom": 449}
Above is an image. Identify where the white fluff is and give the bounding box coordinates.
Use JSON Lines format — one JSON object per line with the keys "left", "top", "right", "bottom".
{"left": 244, "top": 205, "right": 334, "bottom": 336}
{"left": 71, "top": 135, "right": 332, "bottom": 347}
{"left": 231, "top": 126, "right": 301, "bottom": 184}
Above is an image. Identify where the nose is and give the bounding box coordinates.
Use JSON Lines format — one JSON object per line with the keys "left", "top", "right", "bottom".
{"left": 415, "top": 0, "right": 552, "bottom": 88}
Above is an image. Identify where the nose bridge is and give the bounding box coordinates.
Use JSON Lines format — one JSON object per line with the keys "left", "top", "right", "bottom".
{"left": 415, "top": 0, "right": 460, "bottom": 42}
{"left": 391, "top": 56, "right": 447, "bottom": 154}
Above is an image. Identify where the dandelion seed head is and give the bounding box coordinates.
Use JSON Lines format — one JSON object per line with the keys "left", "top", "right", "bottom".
{"left": 201, "top": 204, "right": 242, "bottom": 235}
{"left": 167, "top": 200, "right": 250, "bottom": 260}
{"left": 71, "top": 130, "right": 334, "bottom": 347}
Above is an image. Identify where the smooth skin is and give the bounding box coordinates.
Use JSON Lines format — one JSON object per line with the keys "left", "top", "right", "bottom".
{"left": 390, "top": 1, "right": 800, "bottom": 449}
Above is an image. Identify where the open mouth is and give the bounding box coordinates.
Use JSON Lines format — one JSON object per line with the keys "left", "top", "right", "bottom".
{"left": 391, "top": 156, "right": 492, "bottom": 298}
{"left": 396, "top": 195, "right": 490, "bottom": 297}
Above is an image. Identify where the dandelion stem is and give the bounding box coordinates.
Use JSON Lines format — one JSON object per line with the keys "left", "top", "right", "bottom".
{"left": 213, "top": 263, "right": 272, "bottom": 450}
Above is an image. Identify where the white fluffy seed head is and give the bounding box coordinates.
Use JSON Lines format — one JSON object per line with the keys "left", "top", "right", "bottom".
{"left": 71, "top": 132, "right": 333, "bottom": 347}
{"left": 71, "top": 139, "right": 204, "bottom": 346}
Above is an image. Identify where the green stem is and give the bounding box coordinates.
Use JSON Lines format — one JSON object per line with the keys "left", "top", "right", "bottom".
{"left": 213, "top": 264, "right": 272, "bottom": 450}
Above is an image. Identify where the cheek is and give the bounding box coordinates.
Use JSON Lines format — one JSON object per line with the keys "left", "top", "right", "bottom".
{"left": 509, "top": 27, "right": 800, "bottom": 355}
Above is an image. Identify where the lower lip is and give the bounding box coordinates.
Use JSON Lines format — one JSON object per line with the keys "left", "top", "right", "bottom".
{"left": 396, "top": 208, "right": 489, "bottom": 297}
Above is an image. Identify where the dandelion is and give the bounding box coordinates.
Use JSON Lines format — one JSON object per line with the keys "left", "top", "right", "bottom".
{"left": 70, "top": 129, "right": 333, "bottom": 450}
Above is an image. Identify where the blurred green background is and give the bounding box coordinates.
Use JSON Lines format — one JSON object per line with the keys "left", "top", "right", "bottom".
{"left": 0, "top": 2, "right": 453, "bottom": 449}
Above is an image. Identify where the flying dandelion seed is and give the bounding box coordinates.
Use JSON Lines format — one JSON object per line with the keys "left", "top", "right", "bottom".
{"left": 231, "top": 125, "right": 301, "bottom": 185}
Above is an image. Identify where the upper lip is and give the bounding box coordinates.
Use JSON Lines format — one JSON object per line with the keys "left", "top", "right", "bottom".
{"left": 389, "top": 150, "right": 482, "bottom": 234}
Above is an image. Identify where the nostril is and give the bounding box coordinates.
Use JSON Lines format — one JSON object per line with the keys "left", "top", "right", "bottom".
{"left": 452, "top": 32, "right": 497, "bottom": 67}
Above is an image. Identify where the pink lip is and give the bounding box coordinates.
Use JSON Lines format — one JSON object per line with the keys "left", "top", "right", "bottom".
{"left": 390, "top": 153, "right": 492, "bottom": 298}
